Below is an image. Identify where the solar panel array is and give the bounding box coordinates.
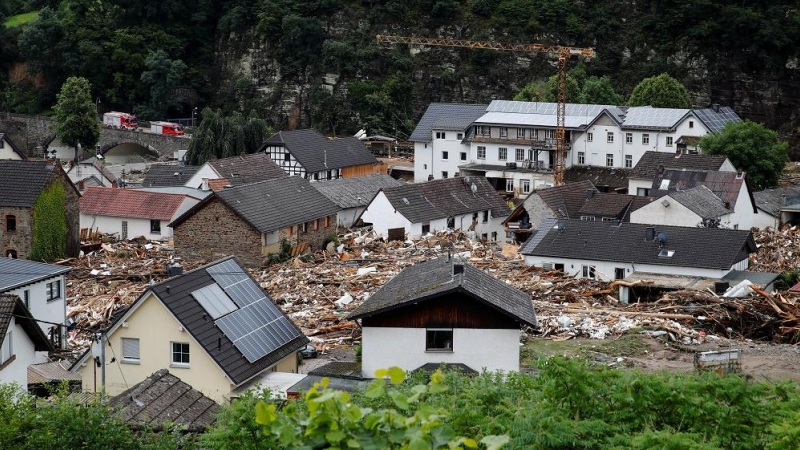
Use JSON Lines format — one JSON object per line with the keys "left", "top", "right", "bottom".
{"left": 215, "top": 299, "right": 301, "bottom": 363}
{"left": 487, "top": 100, "right": 611, "bottom": 117}
{"left": 191, "top": 284, "right": 237, "bottom": 319}
{"left": 621, "top": 107, "right": 689, "bottom": 129}
{"left": 207, "top": 259, "right": 265, "bottom": 308}
{"left": 694, "top": 107, "right": 741, "bottom": 133}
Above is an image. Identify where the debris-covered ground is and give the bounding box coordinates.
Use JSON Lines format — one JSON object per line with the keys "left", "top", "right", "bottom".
{"left": 62, "top": 226, "right": 800, "bottom": 377}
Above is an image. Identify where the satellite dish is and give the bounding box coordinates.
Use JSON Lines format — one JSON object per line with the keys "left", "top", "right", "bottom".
{"left": 656, "top": 232, "right": 667, "bottom": 244}
{"left": 471, "top": 183, "right": 478, "bottom": 194}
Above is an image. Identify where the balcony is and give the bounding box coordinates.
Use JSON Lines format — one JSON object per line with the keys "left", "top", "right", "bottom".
{"left": 472, "top": 136, "right": 571, "bottom": 150}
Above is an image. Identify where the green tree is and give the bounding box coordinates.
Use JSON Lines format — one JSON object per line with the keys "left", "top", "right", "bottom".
{"left": 699, "top": 120, "right": 789, "bottom": 190}
{"left": 53, "top": 76, "right": 100, "bottom": 160}
{"left": 186, "top": 108, "right": 272, "bottom": 165}
{"left": 580, "top": 76, "right": 623, "bottom": 105}
{"left": 514, "top": 80, "right": 550, "bottom": 102}
{"left": 628, "top": 73, "right": 692, "bottom": 108}
{"left": 139, "top": 49, "right": 187, "bottom": 118}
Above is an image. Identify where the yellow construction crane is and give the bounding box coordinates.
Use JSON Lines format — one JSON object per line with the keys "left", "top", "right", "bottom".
{"left": 376, "top": 35, "right": 595, "bottom": 186}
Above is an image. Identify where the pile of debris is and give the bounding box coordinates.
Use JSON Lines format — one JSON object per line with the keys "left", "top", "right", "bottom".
{"left": 750, "top": 226, "right": 800, "bottom": 273}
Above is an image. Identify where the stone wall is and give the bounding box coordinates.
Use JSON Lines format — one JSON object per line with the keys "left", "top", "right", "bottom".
{"left": 0, "top": 207, "right": 32, "bottom": 259}
{"left": 173, "top": 199, "right": 263, "bottom": 266}
{"left": 295, "top": 214, "right": 337, "bottom": 252}
{"left": 99, "top": 128, "right": 189, "bottom": 158}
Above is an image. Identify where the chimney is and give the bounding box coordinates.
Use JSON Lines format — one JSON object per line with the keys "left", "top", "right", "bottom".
{"left": 712, "top": 103, "right": 720, "bottom": 113}
{"left": 645, "top": 227, "right": 655, "bottom": 241}
{"left": 428, "top": 174, "right": 434, "bottom": 181}
{"left": 782, "top": 194, "right": 787, "bottom": 206}
{"left": 675, "top": 148, "right": 681, "bottom": 157}
{"left": 453, "top": 263, "right": 464, "bottom": 275}
{"left": 585, "top": 189, "right": 595, "bottom": 200}
{"left": 201, "top": 178, "right": 209, "bottom": 191}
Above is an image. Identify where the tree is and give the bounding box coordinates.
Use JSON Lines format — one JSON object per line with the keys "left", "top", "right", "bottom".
{"left": 139, "top": 49, "right": 187, "bottom": 118}
{"left": 699, "top": 120, "right": 789, "bottom": 190}
{"left": 628, "top": 73, "right": 692, "bottom": 108}
{"left": 580, "top": 76, "right": 623, "bottom": 105}
{"left": 514, "top": 80, "right": 550, "bottom": 102}
{"left": 186, "top": 108, "right": 272, "bottom": 165}
{"left": 53, "top": 76, "right": 100, "bottom": 160}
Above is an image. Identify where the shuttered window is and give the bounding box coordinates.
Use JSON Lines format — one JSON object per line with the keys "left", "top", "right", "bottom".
{"left": 121, "top": 337, "right": 140, "bottom": 362}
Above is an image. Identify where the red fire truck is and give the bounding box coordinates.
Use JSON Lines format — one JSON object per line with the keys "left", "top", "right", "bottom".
{"left": 150, "top": 121, "right": 185, "bottom": 136}
{"left": 102, "top": 112, "right": 139, "bottom": 130}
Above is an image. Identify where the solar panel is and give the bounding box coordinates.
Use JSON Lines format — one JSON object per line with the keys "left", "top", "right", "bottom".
{"left": 215, "top": 297, "right": 301, "bottom": 363}
{"left": 694, "top": 107, "right": 741, "bottom": 133}
{"left": 207, "top": 259, "right": 266, "bottom": 307}
{"left": 191, "top": 284, "right": 237, "bottom": 319}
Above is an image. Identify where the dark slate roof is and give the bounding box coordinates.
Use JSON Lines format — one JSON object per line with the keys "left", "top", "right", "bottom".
{"left": 415, "top": 363, "right": 478, "bottom": 375}
{"left": 624, "top": 196, "right": 656, "bottom": 221}
{"left": 142, "top": 164, "right": 200, "bottom": 187}
{"left": 564, "top": 166, "right": 629, "bottom": 191}
{"left": 347, "top": 257, "right": 537, "bottom": 327}
{"left": 1, "top": 133, "right": 26, "bottom": 159}
{"left": 0, "top": 258, "right": 71, "bottom": 292}
{"left": 0, "top": 294, "right": 54, "bottom": 353}
{"left": 313, "top": 174, "right": 404, "bottom": 209}
{"left": 520, "top": 219, "right": 756, "bottom": 270}
{"left": 146, "top": 257, "right": 308, "bottom": 386}
{"left": 170, "top": 176, "right": 340, "bottom": 233}
{"left": 378, "top": 176, "right": 511, "bottom": 223}
{"left": 578, "top": 192, "right": 640, "bottom": 219}
{"left": 110, "top": 369, "right": 220, "bottom": 430}
{"left": 629, "top": 151, "right": 728, "bottom": 180}
{"left": 753, "top": 186, "right": 800, "bottom": 218}
{"left": 288, "top": 374, "right": 371, "bottom": 393}
{"left": 208, "top": 153, "right": 286, "bottom": 185}
{"left": 409, "top": 103, "right": 488, "bottom": 143}
{"left": 0, "top": 160, "right": 58, "bottom": 207}
{"left": 693, "top": 106, "right": 742, "bottom": 133}
{"left": 537, "top": 180, "right": 597, "bottom": 219}
{"left": 651, "top": 169, "right": 746, "bottom": 210}
{"left": 261, "top": 129, "right": 378, "bottom": 173}
{"left": 28, "top": 361, "right": 82, "bottom": 384}
{"left": 666, "top": 186, "right": 730, "bottom": 219}
{"left": 308, "top": 361, "right": 363, "bottom": 379}
{"left": 722, "top": 270, "right": 780, "bottom": 289}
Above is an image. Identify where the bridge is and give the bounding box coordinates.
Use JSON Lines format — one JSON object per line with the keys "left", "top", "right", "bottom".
{"left": 0, "top": 113, "right": 189, "bottom": 159}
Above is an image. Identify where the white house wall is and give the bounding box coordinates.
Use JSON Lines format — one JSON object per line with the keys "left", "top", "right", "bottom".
{"left": 361, "top": 327, "right": 520, "bottom": 377}
{"left": 5, "top": 275, "right": 67, "bottom": 348}
{"left": 359, "top": 191, "right": 413, "bottom": 238}
{"left": 631, "top": 197, "right": 726, "bottom": 228}
{"left": 67, "top": 164, "right": 108, "bottom": 187}
{"left": 184, "top": 164, "right": 219, "bottom": 189}
{"left": 338, "top": 207, "right": 366, "bottom": 228}
{"left": 0, "top": 321, "right": 37, "bottom": 387}
{"left": 413, "top": 133, "right": 471, "bottom": 182}
{"left": 80, "top": 214, "right": 172, "bottom": 240}
{"left": 0, "top": 138, "right": 22, "bottom": 160}
{"left": 523, "top": 255, "right": 747, "bottom": 281}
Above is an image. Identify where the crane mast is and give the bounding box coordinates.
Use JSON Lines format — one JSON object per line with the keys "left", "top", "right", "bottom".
{"left": 376, "top": 35, "right": 595, "bottom": 186}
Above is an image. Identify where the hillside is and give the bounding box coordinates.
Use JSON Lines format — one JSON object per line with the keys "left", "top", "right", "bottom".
{"left": 2, "top": 0, "right": 800, "bottom": 154}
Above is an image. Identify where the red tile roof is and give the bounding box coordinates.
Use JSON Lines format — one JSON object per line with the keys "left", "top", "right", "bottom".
{"left": 80, "top": 187, "right": 185, "bottom": 220}
{"left": 208, "top": 179, "right": 230, "bottom": 191}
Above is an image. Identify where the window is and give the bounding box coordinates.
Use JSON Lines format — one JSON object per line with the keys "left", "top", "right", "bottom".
{"left": 441, "top": 151, "right": 448, "bottom": 160}
{"left": 580, "top": 216, "right": 596, "bottom": 221}
{"left": 582, "top": 265, "right": 596, "bottom": 279}
{"left": 426, "top": 329, "right": 453, "bottom": 351}
{"left": 46, "top": 280, "right": 61, "bottom": 302}
{"left": 460, "top": 152, "right": 467, "bottom": 161}
{"left": 300, "top": 222, "right": 307, "bottom": 233}
{"left": 5, "top": 249, "right": 17, "bottom": 259}
{"left": 607, "top": 132, "right": 614, "bottom": 143}
{"left": 477, "top": 125, "right": 490, "bottom": 136}
{"left": 498, "top": 147, "right": 507, "bottom": 160}
{"left": 642, "top": 134, "right": 650, "bottom": 145}
{"left": 23, "top": 290, "right": 29, "bottom": 309}
{"left": 441, "top": 171, "right": 448, "bottom": 179}
{"left": 421, "top": 222, "right": 430, "bottom": 234}
{"left": 606, "top": 154, "right": 614, "bottom": 167}
{"left": 472, "top": 212, "right": 479, "bottom": 222}
{"left": 625, "top": 133, "right": 633, "bottom": 144}
{"left": 5, "top": 215, "right": 15, "bottom": 232}
{"left": 689, "top": 120, "right": 694, "bottom": 129}
{"left": 625, "top": 155, "right": 633, "bottom": 168}
{"left": 530, "top": 129, "right": 539, "bottom": 140}
{"left": 666, "top": 136, "right": 673, "bottom": 147}
{"left": 324, "top": 216, "right": 330, "bottom": 228}
{"left": 545, "top": 129, "right": 555, "bottom": 140}
{"left": 587, "top": 132, "right": 593, "bottom": 142}
{"left": 314, "top": 219, "right": 319, "bottom": 230}
{"left": 491, "top": 231, "right": 497, "bottom": 242}
{"left": 499, "top": 127, "right": 508, "bottom": 138}
{"left": 615, "top": 268, "right": 625, "bottom": 280}
{"left": 522, "top": 179, "right": 531, "bottom": 194}
{"left": 457, "top": 133, "right": 463, "bottom": 140}
{"left": 477, "top": 146, "right": 486, "bottom": 159}
{"left": 327, "top": 170, "right": 333, "bottom": 180}
{"left": 528, "top": 149, "right": 537, "bottom": 162}
{"left": 171, "top": 342, "right": 190, "bottom": 366}
{"left": 577, "top": 152, "right": 585, "bottom": 165}
{"left": 506, "top": 179, "right": 514, "bottom": 192}
{"left": 482, "top": 210, "right": 489, "bottom": 223}
{"left": 150, "top": 219, "right": 161, "bottom": 234}
{"left": 515, "top": 148, "right": 524, "bottom": 161}
{"left": 121, "top": 337, "right": 140, "bottom": 363}
{"left": 435, "top": 131, "right": 446, "bottom": 139}
{"left": 517, "top": 128, "right": 526, "bottom": 138}
{"left": 1, "top": 331, "right": 12, "bottom": 364}
{"left": 76, "top": 166, "right": 82, "bottom": 177}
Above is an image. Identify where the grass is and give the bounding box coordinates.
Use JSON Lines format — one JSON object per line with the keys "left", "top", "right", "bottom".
{"left": 4, "top": 10, "right": 39, "bottom": 28}
{"left": 521, "top": 333, "right": 651, "bottom": 367}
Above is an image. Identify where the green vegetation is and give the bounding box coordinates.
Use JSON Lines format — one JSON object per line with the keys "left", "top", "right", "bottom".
{"left": 52, "top": 77, "right": 100, "bottom": 159}
{"left": 699, "top": 120, "right": 790, "bottom": 190}
{"left": 3, "top": 11, "right": 38, "bottom": 28}
{"left": 186, "top": 107, "right": 271, "bottom": 164}
{"left": 628, "top": 73, "right": 692, "bottom": 109}
{"left": 30, "top": 182, "right": 68, "bottom": 262}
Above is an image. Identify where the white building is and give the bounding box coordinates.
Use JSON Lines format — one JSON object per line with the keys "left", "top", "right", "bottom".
{"left": 410, "top": 101, "right": 741, "bottom": 195}
{"left": 631, "top": 186, "right": 735, "bottom": 228}
{"left": 0, "top": 294, "right": 54, "bottom": 387}
{"left": 65, "top": 158, "right": 117, "bottom": 191}
{"left": 312, "top": 174, "right": 404, "bottom": 228}
{"left": 182, "top": 152, "right": 287, "bottom": 190}
{"left": 347, "top": 257, "right": 537, "bottom": 377}
{"left": 0, "top": 258, "right": 70, "bottom": 351}
{"left": 357, "top": 176, "right": 511, "bottom": 243}
{"left": 0, "top": 134, "right": 25, "bottom": 160}
{"left": 79, "top": 186, "right": 199, "bottom": 240}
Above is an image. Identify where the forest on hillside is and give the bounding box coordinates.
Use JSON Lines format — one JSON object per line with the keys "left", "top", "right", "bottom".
{"left": 1, "top": 0, "right": 799, "bottom": 150}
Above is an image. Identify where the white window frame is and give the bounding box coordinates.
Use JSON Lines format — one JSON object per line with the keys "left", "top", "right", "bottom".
{"left": 625, "top": 133, "right": 633, "bottom": 144}
{"left": 46, "top": 280, "right": 61, "bottom": 302}
{"left": 587, "top": 132, "right": 593, "bottom": 142}
{"left": 577, "top": 152, "right": 585, "bottom": 165}
{"left": 545, "top": 129, "right": 555, "bottom": 140}
{"left": 625, "top": 155, "right": 633, "bottom": 168}
{"left": 582, "top": 265, "right": 597, "bottom": 279}
{"left": 499, "top": 127, "right": 508, "bottom": 138}
{"left": 477, "top": 146, "right": 486, "bottom": 160}
{"left": 517, "top": 128, "right": 526, "bottom": 138}
{"left": 530, "top": 129, "right": 539, "bottom": 140}
{"left": 642, "top": 134, "right": 650, "bottom": 145}
{"left": 607, "top": 132, "right": 614, "bottom": 143}
{"left": 457, "top": 133, "right": 463, "bottom": 140}
{"left": 1, "top": 330, "right": 12, "bottom": 364}
{"left": 171, "top": 341, "right": 190, "bottom": 368}
{"left": 521, "top": 179, "right": 531, "bottom": 194}
{"left": 441, "top": 151, "right": 449, "bottom": 160}
{"left": 606, "top": 154, "right": 614, "bottom": 167}
{"left": 666, "top": 136, "right": 674, "bottom": 147}
{"left": 515, "top": 148, "right": 524, "bottom": 161}
{"left": 121, "top": 337, "right": 140, "bottom": 364}
{"left": 505, "top": 179, "right": 514, "bottom": 192}
{"left": 498, "top": 147, "right": 507, "bottom": 161}
{"left": 580, "top": 216, "right": 596, "bottom": 221}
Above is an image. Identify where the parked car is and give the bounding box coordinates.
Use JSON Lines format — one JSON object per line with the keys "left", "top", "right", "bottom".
{"left": 300, "top": 343, "right": 318, "bottom": 358}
